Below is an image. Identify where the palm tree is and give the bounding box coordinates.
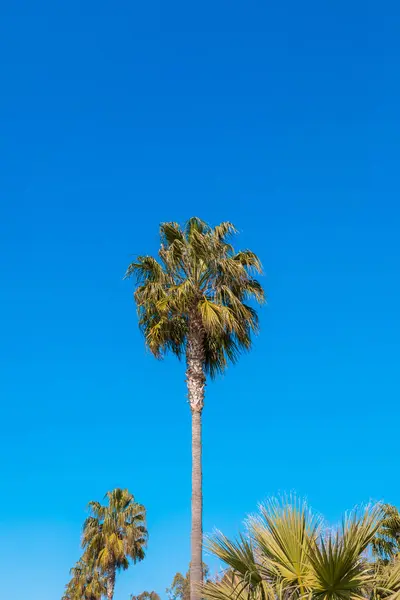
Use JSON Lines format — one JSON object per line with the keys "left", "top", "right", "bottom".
{"left": 373, "top": 503, "right": 400, "bottom": 563}
{"left": 202, "top": 496, "right": 400, "bottom": 600}
{"left": 62, "top": 557, "right": 106, "bottom": 600}
{"left": 82, "top": 488, "right": 148, "bottom": 600}
{"left": 125, "top": 218, "right": 265, "bottom": 600}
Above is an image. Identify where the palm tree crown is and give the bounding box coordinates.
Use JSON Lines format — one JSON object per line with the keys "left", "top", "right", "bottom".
{"left": 125, "top": 217, "right": 265, "bottom": 380}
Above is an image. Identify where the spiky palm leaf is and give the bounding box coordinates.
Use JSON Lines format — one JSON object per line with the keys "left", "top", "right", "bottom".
{"left": 251, "top": 496, "right": 321, "bottom": 591}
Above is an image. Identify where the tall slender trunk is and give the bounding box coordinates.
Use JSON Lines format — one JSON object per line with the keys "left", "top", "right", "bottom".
{"left": 106, "top": 569, "right": 116, "bottom": 600}
{"left": 191, "top": 409, "right": 203, "bottom": 600}
{"left": 186, "top": 312, "right": 205, "bottom": 600}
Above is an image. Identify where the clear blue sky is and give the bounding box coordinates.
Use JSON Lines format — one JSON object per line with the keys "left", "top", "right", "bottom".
{"left": 1, "top": 0, "right": 400, "bottom": 598}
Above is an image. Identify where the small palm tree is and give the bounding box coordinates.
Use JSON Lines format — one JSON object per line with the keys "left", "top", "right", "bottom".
{"left": 62, "top": 557, "right": 106, "bottom": 600}
{"left": 125, "top": 218, "right": 265, "bottom": 600}
{"left": 82, "top": 488, "right": 148, "bottom": 600}
{"left": 203, "top": 497, "right": 400, "bottom": 600}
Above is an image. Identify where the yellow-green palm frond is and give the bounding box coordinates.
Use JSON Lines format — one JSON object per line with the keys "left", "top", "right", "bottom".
{"left": 207, "top": 532, "right": 263, "bottom": 586}
{"left": 375, "top": 558, "right": 400, "bottom": 600}
{"left": 203, "top": 570, "right": 275, "bottom": 600}
{"left": 249, "top": 496, "right": 320, "bottom": 591}
{"left": 160, "top": 221, "right": 185, "bottom": 246}
{"left": 213, "top": 221, "right": 238, "bottom": 242}
{"left": 341, "top": 505, "right": 383, "bottom": 555}
{"left": 125, "top": 256, "right": 167, "bottom": 285}
{"left": 233, "top": 251, "right": 263, "bottom": 274}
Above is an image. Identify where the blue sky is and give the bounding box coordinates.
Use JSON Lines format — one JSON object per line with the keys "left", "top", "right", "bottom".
{"left": 1, "top": 0, "right": 400, "bottom": 598}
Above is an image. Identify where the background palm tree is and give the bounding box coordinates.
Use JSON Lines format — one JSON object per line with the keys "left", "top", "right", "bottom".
{"left": 82, "top": 488, "right": 148, "bottom": 600}
{"left": 125, "top": 217, "right": 265, "bottom": 600}
{"left": 373, "top": 504, "right": 400, "bottom": 563}
{"left": 62, "top": 557, "right": 106, "bottom": 600}
{"left": 202, "top": 497, "right": 400, "bottom": 600}
{"left": 131, "top": 592, "right": 161, "bottom": 600}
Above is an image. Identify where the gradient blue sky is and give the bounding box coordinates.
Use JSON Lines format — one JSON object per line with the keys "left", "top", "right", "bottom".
{"left": 1, "top": 1, "right": 400, "bottom": 599}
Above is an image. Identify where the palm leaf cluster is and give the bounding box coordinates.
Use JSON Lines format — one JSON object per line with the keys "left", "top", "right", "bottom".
{"left": 125, "top": 217, "right": 265, "bottom": 377}
{"left": 372, "top": 505, "right": 400, "bottom": 563}
{"left": 203, "top": 497, "right": 400, "bottom": 600}
{"left": 62, "top": 558, "right": 106, "bottom": 600}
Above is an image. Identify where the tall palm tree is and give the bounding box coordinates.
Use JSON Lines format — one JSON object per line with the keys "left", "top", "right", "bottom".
{"left": 82, "top": 488, "right": 148, "bottom": 600}
{"left": 125, "top": 218, "right": 265, "bottom": 600}
{"left": 62, "top": 557, "right": 106, "bottom": 600}
{"left": 202, "top": 497, "right": 400, "bottom": 600}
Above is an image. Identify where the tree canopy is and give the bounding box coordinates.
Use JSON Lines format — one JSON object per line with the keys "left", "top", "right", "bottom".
{"left": 125, "top": 217, "right": 265, "bottom": 378}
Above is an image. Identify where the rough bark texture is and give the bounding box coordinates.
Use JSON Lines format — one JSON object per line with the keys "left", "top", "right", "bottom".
{"left": 106, "top": 570, "right": 116, "bottom": 600}
{"left": 186, "top": 313, "right": 206, "bottom": 413}
{"left": 186, "top": 313, "right": 205, "bottom": 600}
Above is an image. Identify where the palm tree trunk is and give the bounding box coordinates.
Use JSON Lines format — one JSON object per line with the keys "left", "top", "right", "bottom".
{"left": 186, "top": 313, "right": 205, "bottom": 600}
{"left": 106, "top": 569, "right": 116, "bottom": 600}
{"left": 191, "top": 408, "right": 203, "bottom": 600}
